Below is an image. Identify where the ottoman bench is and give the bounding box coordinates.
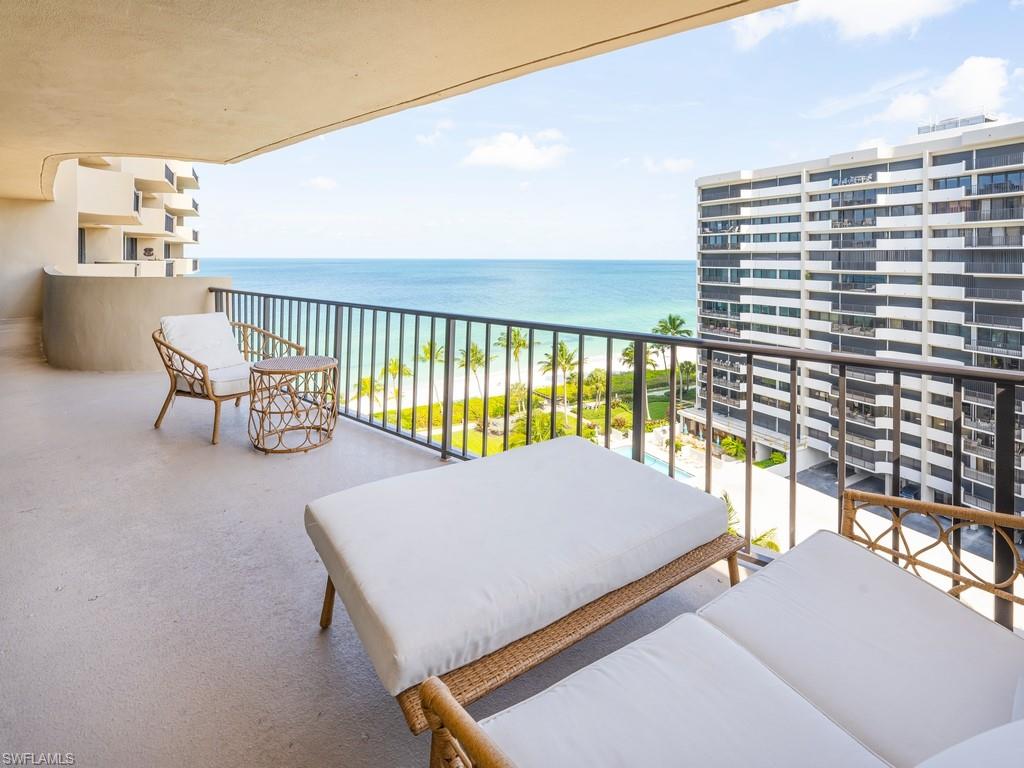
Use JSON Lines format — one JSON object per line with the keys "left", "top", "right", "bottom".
{"left": 304, "top": 436, "right": 741, "bottom": 737}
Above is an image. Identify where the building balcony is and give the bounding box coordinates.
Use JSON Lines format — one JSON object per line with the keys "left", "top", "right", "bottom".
{"left": 175, "top": 225, "right": 200, "bottom": 244}
{"left": 124, "top": 206, "right": 176, "bottom": 238}
{"left": 165, "top": 193, "right": 200, "bottom": 217}
{"left": 169, "top": 160, "right": 200, "bottom": 190}
{"left": 831, "top": 322, "right": 876, "bottom": 338}
{"left": 76, "top": 167, "right": 141, "bottom": 225}
{"left": 121, "top": 158, "right": 178, "bottom": 193}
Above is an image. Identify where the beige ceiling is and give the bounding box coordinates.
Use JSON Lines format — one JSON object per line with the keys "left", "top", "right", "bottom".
{"left": 0, "top": 0, "right": 787, "bottom": 200}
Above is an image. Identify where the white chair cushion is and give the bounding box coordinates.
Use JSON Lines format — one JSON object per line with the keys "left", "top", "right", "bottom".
{"left": 161, "top": 312, "right": 245, "bottom": 370}
{"left": 480, "top": 613, "right": 886, "bottom": 768}
{"left": 305, "top": 436, "right": 727, "bottom": 695}
{"left": 206, "top": 362, "right": 252, "bottom": 397}
{"left": 914, "top": 719, "right": 1022, "bottom": 767}
{"left": 698, "top": 531, "right": 1024, "bottom": 767}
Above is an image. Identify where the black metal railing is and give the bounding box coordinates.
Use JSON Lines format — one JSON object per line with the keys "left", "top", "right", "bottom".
{"left": 164, "top": 164, "right": 175, "bottom": 186}
{"left": 210, "top": 287, "right": 1024, "bottom": 628}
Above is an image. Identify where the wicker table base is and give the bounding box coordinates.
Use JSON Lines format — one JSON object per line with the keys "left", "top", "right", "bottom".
{"left": 248, "top": 355, "right": 338, "bottom": 454}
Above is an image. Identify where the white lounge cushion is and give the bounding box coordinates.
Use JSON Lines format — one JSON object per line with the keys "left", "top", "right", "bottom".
{"left": 161, "top": 312, "right": 245, "bottom": 370}
{"left": 698, "top": 531, "right": 1024, "bottom": 767}
{"left": 305, "top": 437, "right": 727, "bottom": 695}
{"left": 480, "top": 613, "right": 886, "bottom": 768}
{"left": 914, "top": 719, "right": 1022, "bottom": 767}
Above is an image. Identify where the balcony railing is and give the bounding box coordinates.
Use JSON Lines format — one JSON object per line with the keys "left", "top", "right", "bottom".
{"left": 209, "top": 286, "right": 1024, "bottom": 627}
{"left": 967, "top": 182, "right": 1024, "bottom": 196}
{"left": 974, "top": 151, "right": 1024, "bottom": 170}
{"left": 164, "top": 213, "right": 174, "bottom": 233}
{"left": 964, "top": 209, "right": 1023, "bottom": 223}
{"left": 164, "top": 164, "right": 175, "bottom": 186}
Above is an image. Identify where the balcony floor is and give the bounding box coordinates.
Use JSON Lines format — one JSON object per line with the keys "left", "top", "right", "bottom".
{"left": 0, "top": 320, "right": 731, "bottom": 767}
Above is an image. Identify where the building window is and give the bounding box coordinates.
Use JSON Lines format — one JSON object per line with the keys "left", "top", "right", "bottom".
{"left": 124, "top": 237, "right": 138, "bottom": 261}
{"left": 164, "top": 213, "right": 174, "bottom": 233}
{"left": 77, "top": 228, "right": 86, "bottom": 264}
{"left": 164, "top": 242, "right": 171, "bottom": 259}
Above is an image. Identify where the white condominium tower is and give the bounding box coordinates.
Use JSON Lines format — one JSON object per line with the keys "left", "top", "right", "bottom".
{"left": 688, "top": 115, "right": 1023, "bottom": 514}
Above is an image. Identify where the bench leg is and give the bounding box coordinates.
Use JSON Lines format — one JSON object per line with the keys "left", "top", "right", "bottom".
{"left": 727, "top": 552, "right": 740, "bottom": 586}
{"left": 154, "top": 384, "right": 175, "bottom": 429}
{"left": 320, "top": 576, "right": 336, "bottom": 629}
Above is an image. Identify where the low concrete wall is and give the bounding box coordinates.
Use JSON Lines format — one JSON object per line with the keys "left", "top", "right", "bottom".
{"left": 42, "top": 267, "right": 232, "bottom": 371}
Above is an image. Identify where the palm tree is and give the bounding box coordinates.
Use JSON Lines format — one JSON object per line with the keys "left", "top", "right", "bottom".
{"left": 456, "top": 343, "right": 489, "bottom": 396}
{"left": 679, "top": 360, "right": 697, "bottom": 403}
{"left": 380, "top": 357, "right": 412, "bottom": 412}
{"left": 652, "top": 314, "right": 694, "bottom": 396}
{"left": 496, "top": 328, "right": 531, "bottom": 384}
{"left": 354, "top": 376, "right": 382, "bottom": 409}
{"left": 619, "top": 342, "right": 656, "bottom": 420}
{"left": 723, "top": 491, "right": 780, "bottom": 552}
{"left": 419, "top": 341, "right": 445, "bottom": 404}
{"left": 539, "top": 340, "right": 577, "bottom": 415}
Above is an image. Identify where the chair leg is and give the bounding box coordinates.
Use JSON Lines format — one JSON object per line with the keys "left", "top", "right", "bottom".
{"left": 211, "top": 399, "right": 222, "bottom": 445}
{"left": 235, "top": 396, "right": 242, "bottom": 407}
{"left": 727, "top": 552, "right": 740, "bottom": 586}
{"left": 320, "top": 576, "right": 336, "bottom": 629}
{"left": 154, "top": 385, "right": 176, "bottom": 429}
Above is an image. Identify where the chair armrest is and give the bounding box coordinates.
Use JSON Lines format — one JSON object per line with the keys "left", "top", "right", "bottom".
{"left": 842, "top": 489, "right": 1024, "bottom": 606}
{"left": 420, "top": 677, "right": 517, "bottom": 768}
{"left": 231, "top": 321, "right": 305, "bottom": 360}
{"left": 152, "top": 329, "right": 212, "bottom": 397}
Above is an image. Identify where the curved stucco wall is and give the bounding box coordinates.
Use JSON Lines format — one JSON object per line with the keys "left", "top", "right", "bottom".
{"left": 42, "top": 267, "right": 232, "bottom": 371}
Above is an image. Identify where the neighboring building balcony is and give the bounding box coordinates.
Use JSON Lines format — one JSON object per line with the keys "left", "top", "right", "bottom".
{"left": 175, "top": 225, "right": 200, "bottom": 244}
{"left": 966, "top": 314, "right": 1023, "bottom": 330}
{"left": 965, "top": 340, "right": 1023, "bottom": 357}
{"left": 964, "top": 439, "right": 995, "bottom": 460}
{"left": 965, "top": 286, "right": 1023, "bottom": 302}
{"left": 124, "top": 206, "right": 176, "bottom": 238}
{"left": 831, "top": 322, "right": 876, "bottom": 338}
{"left": 965, "top": 233, "right": 1024, "bottom": 248}
{"left": 964, "top": 209, "right": 1023, "bottom": 223}
{"left": 169, "top": 160, "right": 200, "bottom": 190}
{"left": 832, "top": 281, "right": 877, "bottom": 293}
{"left": 974, "top": 150, "right": 1024, "bottom": 171}
{"left": 121, "top": 158, "right": 178, "bottom": 193}
{"left": 165, "top": 193, "right": 200, "bottom": 217}
{"left": 699, "top": 322, "right": 741, "bottom": 337}
{"left": 76, "top": 166, "right": 142, "bottom": 225}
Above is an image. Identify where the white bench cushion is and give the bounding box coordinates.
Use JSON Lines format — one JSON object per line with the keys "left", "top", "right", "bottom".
{"left": 305, "top": 437, "right": 727, "bottom": 695}
{"left": 698, "top": 531, "right": 1024, "bottom": 767}
{"left": 161, "top": 312, "right": 245, "bottom": 371}
{"left": 480, "top": 613, "right": 886, "bottom": 768}
{"left": 914, "top": 719, "right": 1023, "bottom": 767}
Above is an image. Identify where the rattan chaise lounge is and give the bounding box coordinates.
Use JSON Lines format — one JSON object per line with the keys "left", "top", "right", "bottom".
{"left": 305, "top": 437, "right": 743, "bottom": 753}
{"left": 417, "top": 491, "right": 1024, "bottom": 767}
{"left": 153, "top": 311, "right": 303, "bottom": 443}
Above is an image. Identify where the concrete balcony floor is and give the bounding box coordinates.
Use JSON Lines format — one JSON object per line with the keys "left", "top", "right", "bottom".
{"left": 0, "top": 320, "right": 731, "bottom": 768}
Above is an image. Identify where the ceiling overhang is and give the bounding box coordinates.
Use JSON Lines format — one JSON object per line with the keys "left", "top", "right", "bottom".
{"left": 0, "top": 0, "right": 788, "bottom": 200}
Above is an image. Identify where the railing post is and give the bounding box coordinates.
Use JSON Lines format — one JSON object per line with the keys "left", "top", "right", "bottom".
{"left": 440, "top": 318, "right": 456, "bottom": 461}
{"left": 261, "top": 296, "right": 271, "bottom": 331}
{"left": 213, "top": 289, "right": 223, "bottom": 313}
{"left": 994, "top": 382, "right": 1015, "bottom": 629}
{"left": 631, "top": 341, "right": 646, "bottom": 463}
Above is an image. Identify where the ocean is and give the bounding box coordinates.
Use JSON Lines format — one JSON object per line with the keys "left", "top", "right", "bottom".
{"left": 199, "top": 258, "right": 698, "bottom": 335}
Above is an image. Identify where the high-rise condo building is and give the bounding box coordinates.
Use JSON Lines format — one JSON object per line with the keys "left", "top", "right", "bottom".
{"left": 686, "top": 115, "right": 1024, "bottom": 514}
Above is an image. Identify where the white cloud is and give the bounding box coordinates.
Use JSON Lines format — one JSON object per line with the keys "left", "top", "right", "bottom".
{"left": 415, "top": 118, "right": 456, "bottom": 146}
{"left": 462, "top": 130, "right": 570, "bottom": 171}
{"left": 642, "top": 156, "right": 694, "bottom": 174}
{"left": 304, "top": 176, "right": 337, "bottom": 190}
{"left": 869, "top": 56, "right": 1011, "bottom": 124}
{"left": 732, "top": 0, "right": 965, "bottom": 49}
{"left": 802, "top": 69, "right": 928, "bottom": 119}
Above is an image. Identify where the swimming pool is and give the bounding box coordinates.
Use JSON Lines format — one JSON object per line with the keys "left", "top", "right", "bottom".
{"left": 613, "top": 446, "right": 694, "bottom": 481}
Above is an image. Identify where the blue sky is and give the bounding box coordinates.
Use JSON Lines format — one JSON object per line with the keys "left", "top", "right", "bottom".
{"left": 198, "top": 0, "right": 1024, "bottom": 261}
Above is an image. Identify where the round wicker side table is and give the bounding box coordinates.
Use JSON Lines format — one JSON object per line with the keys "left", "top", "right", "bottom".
{"left": 248, "top": 355, "right": 339, "bottom": 454}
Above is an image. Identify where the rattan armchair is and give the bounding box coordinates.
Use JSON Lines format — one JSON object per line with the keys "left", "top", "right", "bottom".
{"left": 153, "top": 320, "right": 303, "bottom": 444}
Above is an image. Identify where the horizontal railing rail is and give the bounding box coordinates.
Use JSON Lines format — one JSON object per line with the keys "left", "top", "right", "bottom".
{"left": 210, "top": 286, "right": 1024, "bottom": 627}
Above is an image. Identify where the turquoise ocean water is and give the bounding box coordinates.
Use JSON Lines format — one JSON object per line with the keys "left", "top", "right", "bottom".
{"left": 199, "top": 258, "right": 697, "bottom": 335}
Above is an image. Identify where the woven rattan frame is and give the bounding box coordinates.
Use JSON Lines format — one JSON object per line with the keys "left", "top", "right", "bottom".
{"left": 406, "top": 532, "right": 743, "bottom": 766}
{"left": 248, "top": 356, "right": 339, "bottom": 454}
{"left": 319, "top": 532, "right": 741, "bottom": 736}
{"left": 152, "top": 322, "right": 303, "bottom": 444}
{"left": 842, "top": 490, "right": 1024, "bottom": 606}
